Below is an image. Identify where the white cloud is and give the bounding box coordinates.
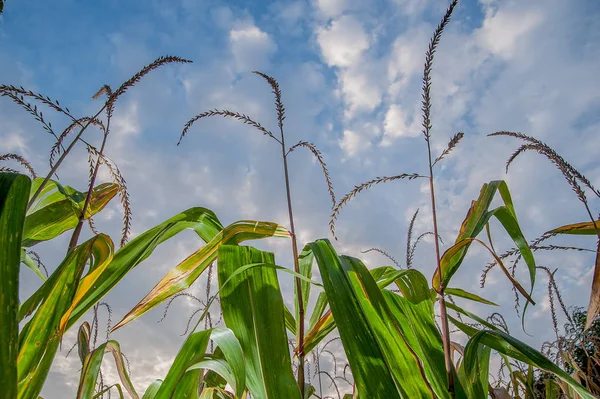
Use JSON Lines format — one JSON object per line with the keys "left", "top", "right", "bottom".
{"left": 381, "top": 104, "right": 420, "bottom": 144}
{"left": 476, "top": 8, "right": 543, "bottom": 59}
{"left": 339, "top": 129, "right": 370, "bottom": 157}
{"left": 316, "top": 15, "right": 369, "bottom": 68}
{"left": 229, "top": 23, "right": 277, "bottom": 71}
{"left": 387, "top": 27, "right": 429, "bottom": 93}
{"left": 338, "top": 66, "right": 382, "bottom": 116}
{"left": 313, "top": 0, "right": 352, "bottom": 18}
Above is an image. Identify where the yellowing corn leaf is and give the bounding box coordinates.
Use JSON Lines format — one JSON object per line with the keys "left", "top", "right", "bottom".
{"left": 112, "top": 220, "right": 290, "bottom": 331}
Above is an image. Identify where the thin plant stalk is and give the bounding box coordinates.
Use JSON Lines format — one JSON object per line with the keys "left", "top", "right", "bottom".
{"left": 28, "top": 107, "right": 106, "bottom": 210}
{"left": 279, "top": 116, "right": 306, "bottom": 396}
{"left": 421, "top": 0, "right": 458, "bottom": 395}
{"left": 426, "top": 142, "right": 455, "bottom": 396}
{"left": 68, "top": 115, "right": 111, "bottom": 251}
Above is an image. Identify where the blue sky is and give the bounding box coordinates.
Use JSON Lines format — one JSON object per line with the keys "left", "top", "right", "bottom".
{"left": 2, "top": 0, "right": 600, "bottom": 396}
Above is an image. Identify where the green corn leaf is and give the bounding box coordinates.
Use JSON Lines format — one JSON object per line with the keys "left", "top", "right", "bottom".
{"left": 376, "top": 268, "right": 432, "bottom": 304}
{"left": 218, "top": 245, "right": 301, "bottom": 399}
{"left": 284, "top": 305, "right": 297, "bottom": 336}
{"left": 187, "top": 359, "right": 235, "bottom": 394}
{"left": 310, "top": 239, "right": 444, "bottom": 399}
{"left": 296, "top": 245, "right": 314, "bottom": 348}
{"left": 444, "top": 288, "right": 497, "bottom": 306}
{"left": 432, "top": 181, "right": 536, "bottom": 304}
{"left": 76, "top": 340, "right": 139, "bottom": 399}
{"left": 382, "top": 290, "right": 462, "bottom": 398}
{"left": 20, "top": 249, "right": 46, "bottom": 281}
{"left": 17, "top": 235, "right": 105, "bottom": 398}
{"left": 112, "top": 220, "right": 290, "bottom": 331}
{"left": 155, "top": 329, "right": 211, "bottom": 398}
{"left": 308, "top": 292, "right": 328, "bottom": 331}
{"left": 22, "top": 180, "right": 118, "bottom": 247}
{"left": 0, "top": 173, "right": 30, "bottom": 399}
{"left": 458, "top": 335, "right": 491, "bottom": 398}
{"left": 464, "top": 328, "right": 596, "bottom": 399}
{"left": 142, "top": 380, "right": 162, "bottom": 399}
{"left": 19, "top": 207, "right": 223, "bottom": 326}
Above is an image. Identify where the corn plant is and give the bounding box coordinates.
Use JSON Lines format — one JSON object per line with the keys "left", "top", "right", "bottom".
{"left": 2, "top": 0, "right": 600, "bottom": 398}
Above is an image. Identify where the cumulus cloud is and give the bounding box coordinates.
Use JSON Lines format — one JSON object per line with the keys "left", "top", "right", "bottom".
{"left": 382, "top": 103, "right": 420, "bottom": 144}
{"left": 476, "top": 7, "right": 543, "bottom": 60}
{"left": 316, "top": 15, "right": 369, "bottom": 68}
{"left": 229, "top": 22, "right": 277, "bottom": 71}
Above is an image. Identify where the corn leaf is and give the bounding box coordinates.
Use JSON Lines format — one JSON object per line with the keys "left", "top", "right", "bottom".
{"left": 458, "top": 335, "right": 491, "bottom": 398}
{"left": 22, "top": 181, "right": 118, "bottom": 247}
{"left": 17, "top": 235, "right": 104, "bottom": 398}
{"left": 0, "top": 173, "right": 30, "bottom": 399}
{"left": 112, "top": 220, "right": 289, "bottom": 331}
{"left": 310, "top": 238, "right": 440, "bottom": 399}
{"left": 586, "top": 243, "right": 600, "bottom": 330}
{"left": 462, "top": 328, "right": 596, "bottom": 399}
{"left": 444, "top": 288, "right": 497, "bottom": 306}
{"left": 217, "top": 245, "right": 301, "bottom": 399}
{"left": 142, "top": 380, "right": 162, "bottom": 399}
{"left": 382, "top": 290, "right": 464, "bottom": 398}
{"left": 20, "top": 249, "right": 46, "bottom": 281}
{"left": 76, "top": 340, "right": 139, "bottom": 399}
{"left": 432, "top": 181, "right": 536, "bottom": 299}
{"left": 308, "top": 292, "right": 328, "bottom": 331}
{"left": 376, "top": 268, "right": 432, "bottom": 304}
{"left": 550, "top": 220, "right": 600, "bottom": 235}
{"left": 62, "top": 207, "right": 223, "bottom": 329}
{"left": 296, "top": 245, "right": 314, "bottom": 348}
{"left": 155, "top": 329, "right": 211, "bottom": 398}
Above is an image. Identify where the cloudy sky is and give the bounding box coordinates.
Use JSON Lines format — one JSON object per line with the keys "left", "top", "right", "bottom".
{"left": 1, "top": 0, "right": 600, "bottom": 396}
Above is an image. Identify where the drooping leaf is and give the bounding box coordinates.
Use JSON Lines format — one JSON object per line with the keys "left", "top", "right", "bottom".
{"left": 20, "top": 249, "right": 46, "bottom": 281}
{"left": 462, "top": 328, "right": 597, "bottom": 399}
{"left": 19, "top": 208, "right": 223, "bottom": 327}
{"left": 76, "top": 340, "right": 139, "bottom": 399}
{"left": 550, "top": 220, "right": 600, "bottom": 235}
{"left": 218, "top": 245, "right": 301, "bottom": 399}
{"left": 376, "top": 268, "right": 432, "bottom": 304}
{"left": 431, "top": 181, "right": 536, "bottom": 305}
{"left": 112, "top": 220, "right": 290, "bottom": 331}
{"left": 0, "top": 173, "right": 30, "bottom": 399}
{"left": 22, "top": 180, "right": 118, "bottom": 247}
{"left": 586, "top": 241, "right": 600, "bottom": 330}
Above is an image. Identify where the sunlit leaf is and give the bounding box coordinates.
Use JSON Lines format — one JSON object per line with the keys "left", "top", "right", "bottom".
{"left": 22, "top": 180, "right": 118, "bottom": 247}
{"left": 310, "top": 239, "right": 457, "bottom": 398}
{"left": 218, "top": 245, "right": 300, "bottom": 399}
{"left": 112, "top": 220, "right": 289, "bottom": 331}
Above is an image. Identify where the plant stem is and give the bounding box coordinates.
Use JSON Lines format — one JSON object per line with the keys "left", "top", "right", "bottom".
{"left": 427, "top": 140, "right": 455, "bottom": 397}
{"left": 68, "top": 116, "right": 110, "bottom": 251}
{"left": 279, "top": 125, "right": 305, "bottom": 396}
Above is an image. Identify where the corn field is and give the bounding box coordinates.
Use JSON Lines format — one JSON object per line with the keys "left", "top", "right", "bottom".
{"left": 1, "top": 1, "right": 599, "bottom": 398}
